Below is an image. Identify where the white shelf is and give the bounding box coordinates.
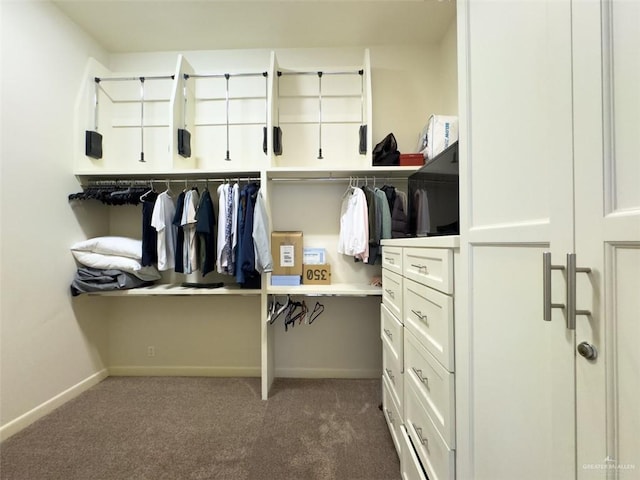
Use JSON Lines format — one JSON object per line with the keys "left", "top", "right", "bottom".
{"left": 86, "top": 284, "right": 261, "bottom": 296}
{"left": 266, "top": 283, "right": 382, "bottom": 297}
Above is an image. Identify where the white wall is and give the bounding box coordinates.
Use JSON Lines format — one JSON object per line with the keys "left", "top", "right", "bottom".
{"left": 0, "top": 0, "right": 111, "bottom": 439}
{"left": 439, "top": 18, "right": 459, "bottom": 116}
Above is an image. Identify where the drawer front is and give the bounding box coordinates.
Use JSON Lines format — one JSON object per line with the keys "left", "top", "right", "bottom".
{"left": 381, "top": 303, "right": 404, "bottom": 370}
{"left": 403, "top": 278, "right": 455, "bottom": 371}
{"left": 405, "top": 379, "right": 455, "bottom": 480}
{"left": 382, "top": 374, "right": 403, "bottom": 459}
{"left": 405, "top": 329, "right": 455, "bottom": 449}
{"left": 403, "top": 247, "right": 453, "bottom": 294}
{"left": 382, "top": 246, "right": 403, "bottom": 275}
{"left": 400, "top": 425, "right": 428, "bottom": 480}
{"left": 383, "top": 343, "right": 404, "bottom": 412}
{"left": 382, "top": 268, "right": 403, "bottom": 320}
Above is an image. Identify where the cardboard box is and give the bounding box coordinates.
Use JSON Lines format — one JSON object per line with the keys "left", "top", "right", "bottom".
{"left": 271, "top": 231, "right": 303, "bottom": 275}
{"left": 400, "top": 153, "right": 425, "bottom": 166}
{"left": 271, "top": 275, "right": 301, "bottom": 286}
{"left": 303, "top": 264, "right": 331, "bottom": 285}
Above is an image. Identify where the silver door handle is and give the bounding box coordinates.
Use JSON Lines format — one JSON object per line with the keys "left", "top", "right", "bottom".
{"left": 566, "top": 253, "right": 591, "bottom": 330}
{"left": 385, "top": 289, "right": 395, "bottom": 298}
{"left": 383, "top": 328, "right": 393, "bottom": 340}
{"left": 411, "top": 263, "right": 429, "bottom": 274}
{"left": 412, "top": 423, "right": 428, "bottom": 446}
{"left": 387, "top": 257, "right": 395, "bottom": 264}
{"left": 385, "top": 368, "right": 395, "bottom": 383}
{"left": 385, "top": 408, "right": 394, "bottom": 425}
{"left": 411, "top": 309, "right": 428, "bottom": 324}
{"left": 412, "top": 367, "right": 429, "bottom": 388}
{"left": 543, "top": 252, "right": 565, "bottom": 321}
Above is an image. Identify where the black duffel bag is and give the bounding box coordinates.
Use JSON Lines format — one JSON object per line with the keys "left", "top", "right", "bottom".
{"left": 372, "top": 133, "right": 400, "bottom": 166}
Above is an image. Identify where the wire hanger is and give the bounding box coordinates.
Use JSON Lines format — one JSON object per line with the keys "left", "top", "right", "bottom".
{"left": 309, "top": 301, "right": 325, "bottom": 324}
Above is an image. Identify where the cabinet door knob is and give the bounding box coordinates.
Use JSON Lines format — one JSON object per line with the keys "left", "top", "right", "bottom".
{"left": 577, "top": 341, "right": 598, "bottom": 360}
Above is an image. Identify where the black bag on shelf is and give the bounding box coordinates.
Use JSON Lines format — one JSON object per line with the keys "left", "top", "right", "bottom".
{"left": 85, "top": 130, "right": 103, "bottom": 159}
{"left": 177, "top": 128, "right": 191, "bottom": 158}
{"left": 372, "top": 132, "right": 399, "bottom": 166}
{"left": 359, "top": 124, "right": 367, "bottom": 155}
{"left": 273, "top": 126, "right": 283, "bottom": 156}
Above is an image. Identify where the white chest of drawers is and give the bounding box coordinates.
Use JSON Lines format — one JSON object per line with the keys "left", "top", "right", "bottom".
{"left": 380, "top": 237, "right": 459, "bottom": 480}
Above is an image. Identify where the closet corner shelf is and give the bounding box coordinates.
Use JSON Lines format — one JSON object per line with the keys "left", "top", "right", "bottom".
{"left": 266, "top": 283, "right": 382, "bottom": 297}
{"left": 86, "top": 284, "right": 261, "bottom": 297}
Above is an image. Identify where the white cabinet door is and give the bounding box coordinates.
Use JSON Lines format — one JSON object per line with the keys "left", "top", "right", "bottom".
{"left": 457, "top": 1, "right": 576, "bottom": 479}
{"left": 572, "top": 1, "right": 640, "bottom": 477}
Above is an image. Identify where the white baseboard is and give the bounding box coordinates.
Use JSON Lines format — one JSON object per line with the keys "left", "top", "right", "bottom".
{"left": 0, "top": 369, "right": 109, "bottom": 442}
{"left": 108, "top": 366, "right": 261, "bottom": 377}
{"left": 274, "top": 367, "right": 381, "bottom": 379}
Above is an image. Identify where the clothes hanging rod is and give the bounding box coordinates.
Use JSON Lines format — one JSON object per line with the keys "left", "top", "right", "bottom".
{"left": 278, "top": 70, "right": 364, "bottom": 77}
{"left": 185, "top": 72, "right": 268, "bottom": 79}
{"left": 85, "top": 177, "right": 261, "bottom": 186}
{"left": 269, "top": 176, "right": 408, "bottom": 183}
{"left": 95, "top": 75, "right": 174, "bottom": 83}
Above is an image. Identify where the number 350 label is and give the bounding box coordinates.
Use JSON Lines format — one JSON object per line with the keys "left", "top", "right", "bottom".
{"left": 303, "top": 265, "right": 331, "bottom": 284}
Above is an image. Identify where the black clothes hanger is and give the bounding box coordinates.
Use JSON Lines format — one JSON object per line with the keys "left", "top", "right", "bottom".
{"left": 309, "top": 301, "right": 325, "bottom": 324}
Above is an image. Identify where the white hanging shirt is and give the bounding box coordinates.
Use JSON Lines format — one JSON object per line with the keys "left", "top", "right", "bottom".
{"left": 151, "top": 190, "right": 176, "bottom": 271}
{"left": 216, "top": 184, "right": 228, "bottom": 273}
{"left": 338, "top": 187, "right": 369, "bottom": 261}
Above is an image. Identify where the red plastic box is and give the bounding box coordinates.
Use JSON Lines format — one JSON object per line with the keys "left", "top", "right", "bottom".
{"left": 399, "top": 153, "right": 425, "bottom": 166}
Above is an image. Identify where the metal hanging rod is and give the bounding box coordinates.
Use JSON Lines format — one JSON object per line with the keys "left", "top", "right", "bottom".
{"left": 278, "top": 70, "right": 364, "bottom": 76}
{"left": 269, "top": 176, "right": 407, "bottom": 183}
{"left": 185, "top": 72, "right": 268, "bottom": 79}
{"left": 95, "top": 75, "right": 174, "bottom": 83}
{"left": 85, "top": 177, "right": 261, "bottom": 187}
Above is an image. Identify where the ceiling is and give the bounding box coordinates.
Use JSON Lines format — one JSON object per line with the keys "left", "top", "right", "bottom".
{"left": 52, "top": 0, "right": 457, "bottom": 53}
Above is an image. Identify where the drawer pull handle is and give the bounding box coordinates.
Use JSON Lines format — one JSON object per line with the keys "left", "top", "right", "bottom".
{"left": 413, "top": 423, "right": 428, "bottom": 447}
{"left": 385, "top": 289, "right": 395, "bottom": 298}
{"left": 383, "top": 328, "right": 393, "bottom": 340}
{"left": 385, "top": 368, "right": 395, "bottom": 383}
{"left": 388, "top": 258, "right": 395, "bottom": 265}
{"left": 386, "top": 408, "right": 394, "bottom": 425}
{"left": 411, "top": 309, "right": 429, "bottom": 324}
{"left": 412, "top": 368, "right": 429, "bottom": 388}
{"left": 411, "top": 263, "right": 429, "bottom": 274}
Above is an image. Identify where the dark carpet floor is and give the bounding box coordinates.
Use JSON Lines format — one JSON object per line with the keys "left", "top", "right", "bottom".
{"left": 0, "top": 377, "right": 400, "bottom": 480}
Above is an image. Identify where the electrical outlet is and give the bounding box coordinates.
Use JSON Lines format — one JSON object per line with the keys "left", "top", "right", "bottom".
{"left": 147, "top": 346, "right": 155, "bottom": 357}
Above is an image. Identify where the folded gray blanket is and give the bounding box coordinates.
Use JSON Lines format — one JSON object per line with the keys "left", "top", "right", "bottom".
{"left": 70, "top": 267, "right": 153, "bottom": 296}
